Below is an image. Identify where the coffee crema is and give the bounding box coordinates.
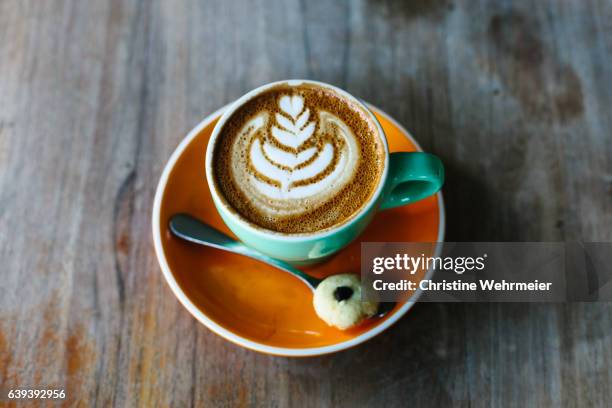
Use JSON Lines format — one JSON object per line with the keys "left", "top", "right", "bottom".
{"left": 212, "top": 83, "right": 385, "bottom": 234}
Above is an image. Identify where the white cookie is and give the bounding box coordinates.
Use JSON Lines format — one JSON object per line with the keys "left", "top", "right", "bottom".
{"left": 313, "top": 274, "right": 378, "bottom": 330}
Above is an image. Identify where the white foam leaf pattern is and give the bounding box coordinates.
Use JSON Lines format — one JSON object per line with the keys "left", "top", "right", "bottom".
{"left": 295, "top": 110, "right": 310, "bottom": 129}
{"left": 262, "top": 142, "right": 317, "bottom": 168}
{"left": 250, "top": 143, "right": 346, "bottom": 200}
{"left": 250, "top": 139, "right": 281, "bottom": 179}
{"left": 271, "top": 122, "right": 314, "bottom": 149}
{"left": 284, "top": 146, "right": 347, "bottom": 199}
{"left": 237, "top": 94, "right": 360, "bottom": 209}
{"left": 250, "top": 139, "right": 334, "bottom": 196}
{"left": 289, "top": 143, "right": 333, "bottom": 180}
{"left": 275, "top": 113, "right": 295, "bottom": 131}
{"left": 279, "top": 95, "right": 303, "bottom": 119}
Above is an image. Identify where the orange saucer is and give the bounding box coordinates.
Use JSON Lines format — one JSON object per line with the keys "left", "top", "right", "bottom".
{"left": 152, "top": 105, "right": 445, "bottom": 356}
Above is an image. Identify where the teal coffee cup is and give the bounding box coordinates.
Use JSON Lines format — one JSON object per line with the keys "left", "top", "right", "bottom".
{"left": 205, "top": 80, "right": 444, "bottom": 264}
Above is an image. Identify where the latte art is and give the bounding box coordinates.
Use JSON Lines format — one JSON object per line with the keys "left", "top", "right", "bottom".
{"left": 213, "top": 84, "right": 385, "bottom": 233}
{"left": 247, "top": 95, "right": 359, "bottom": 205}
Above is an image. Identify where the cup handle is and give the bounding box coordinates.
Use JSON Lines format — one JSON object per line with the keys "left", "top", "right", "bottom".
{"left": 379, "top": 152, "right": 444, "bottom": 210}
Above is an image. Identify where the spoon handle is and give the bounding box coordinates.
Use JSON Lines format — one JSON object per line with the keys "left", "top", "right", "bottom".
{"left": 169, "top": 214, "right": 320, "bottom": 290}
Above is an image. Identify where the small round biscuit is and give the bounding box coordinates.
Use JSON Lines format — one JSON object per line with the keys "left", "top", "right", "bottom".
{"left": 313, "top": 274, "right": 378, "bottom": 330}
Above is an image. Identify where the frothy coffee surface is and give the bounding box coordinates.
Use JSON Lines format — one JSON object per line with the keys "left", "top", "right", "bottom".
{"left": 212, "top": 84, "right": 385, "bottom": 233}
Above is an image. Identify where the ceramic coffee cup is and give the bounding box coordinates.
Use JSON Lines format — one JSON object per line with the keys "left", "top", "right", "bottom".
{"left": 205, "top": 80, "right": 444, "bottom": 264}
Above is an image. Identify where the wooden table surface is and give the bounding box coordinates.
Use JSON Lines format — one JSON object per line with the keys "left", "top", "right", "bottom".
{"left": 1, "top": 0, "right": 611, "bottom": 406}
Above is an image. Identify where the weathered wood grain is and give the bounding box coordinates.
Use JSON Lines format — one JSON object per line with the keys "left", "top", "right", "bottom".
{"left": 0, "top": 0, "right": 611, "bottom": 406}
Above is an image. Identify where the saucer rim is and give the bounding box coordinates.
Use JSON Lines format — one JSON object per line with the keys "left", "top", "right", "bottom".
{"left": 152, "top": 103, "right": 446, "bottom": 357}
